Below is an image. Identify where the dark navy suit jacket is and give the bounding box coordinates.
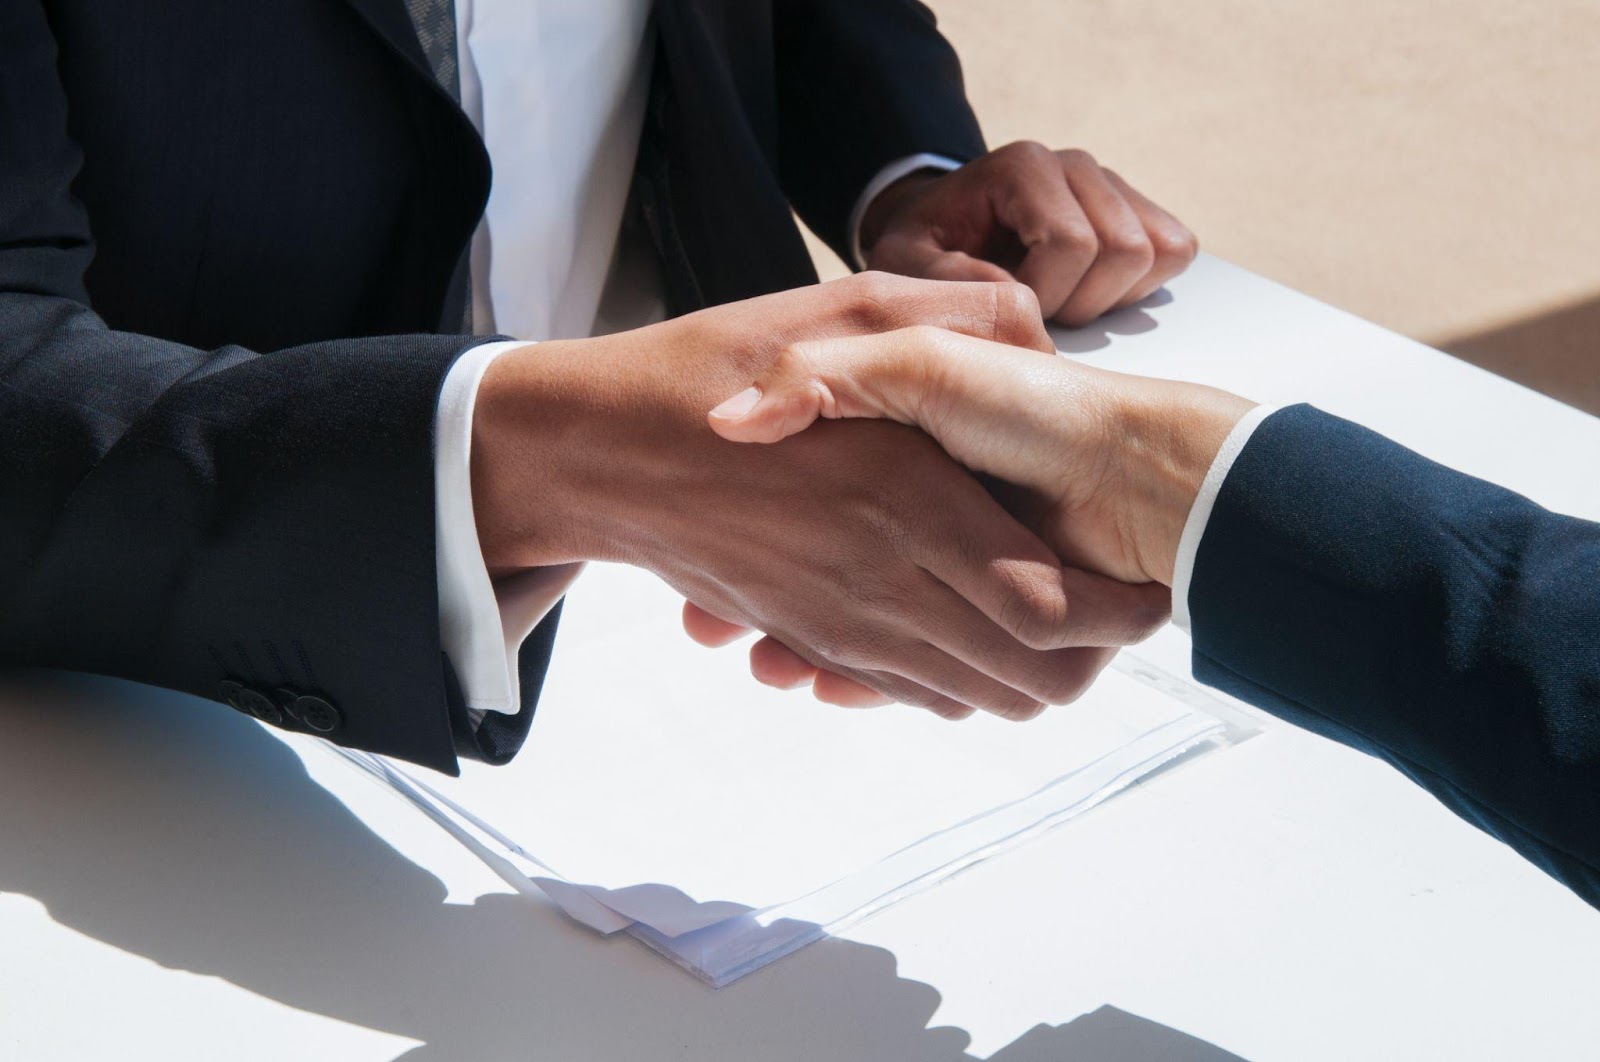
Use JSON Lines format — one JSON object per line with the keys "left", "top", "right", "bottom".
{"left": 1190, "top": 405, "right": 1600, "bottom": 906}
{"left": 0, "top": 0, "right": 984, "bottom": 772}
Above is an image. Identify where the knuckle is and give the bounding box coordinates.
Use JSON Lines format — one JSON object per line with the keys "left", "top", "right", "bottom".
{"left": 769, "top": 340, "right": 807, "bottom": 375}
{"left": 1057, "top": 147, "right": 1097, "bottom": 170}
{"left": 1129, "top": 594, "right": 1174, "bottom": 642}
{"left": 997, "top": 138, "right": 1035, "bottom": 157}
{"left": 1152, "top": 225, "right": 1200, "bottom": 266}
{"left": 1040, "top": 666, "right": 1093, "bottom": 705}
{"left": 1056, "top": 221, "right": 1099, "bottom": 257}
{"left": 990, "top": 281, "right": 1042, "bottom": 335}
{"left": 847, "top": 269, "right": 900, "bottom": 297}
{"left": 1055, "top": 679, "right": 1093, "bottom": 707}
{"left": 858, "top": 575, "right": 917, "bottom": 625}
{"left": 902, "top": 322, "right": 951, "bottom": 352}
{"left": 844, "top": 270, "right": 911, "bottom": 325}
{"left": 884, "top": 678, "right": 940, "bottom": 713}
{"left": 1003, "top": 699, "right": 1049, "bottom": 722}
{"left": 1101, "top": 229, "right": 1156, "bottom": 269}
{"left": 998, "top": 139, "right": 1052, "bottom": 170}
{"left": 807, "top": 625, "right": 863, "bottom": 667}
{"left": 933, "top": 694, "right": 980, "bottom": 720}
{"left": 997, "top": 568, "right": 1072, "bottom": 649}
{"left": 770, "top": 341, "right": 827, "bottom": 398}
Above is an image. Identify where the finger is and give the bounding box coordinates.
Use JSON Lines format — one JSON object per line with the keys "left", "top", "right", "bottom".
{"left": 870, "top": 231, "right": 1016, "bottom": 285}
{"left": 908, "top": 565, "right": 1154, "bottom": 707}
{"left": 831, "top": 639, "right": 1042, "bottom": 720}
{"left": 986, "top": 144, "right": 1101, "bottom": 319}
{"left": 748, "top": 635, "right": 820, "bottom": 690}
{"left": 748, "top": 636, "right": 893, "bottom": 705}
{"left": 816, "top": 664, "right": 974, "bottom": 718}
{"left": 1056, "top": 569, "right": 1172, "bottom": 645}
{"left": 758, "top": 636, "right": 986, "bottom": 720}
{"left": 852, "top": 645, "right": 1119, "bottom": 720}
{"left": 747, "top": 593, "right": 1118, "bottom": 718}
{"left": 821, "top": 268, "right": 1053, "bottom": 353}
{"left": 909, "top": 467, "right": 1081, "bottom": 652}
{"left": 709, "top": 326, "right": 1055, "bottom": 448}
{"left": 1103, "top": 169, "right": 1199, "bottom": 307}
{"left": 708, "top": 328, "right": 940, "bottom": 444}
{"left": 681, "top": 600, "right": 752, "bottom": 648}
{"left": 810, "top": 667, "right": 895, "bottom": 708}
{"left": 1055, "top": 151, "right": 1155, "bottom": 327}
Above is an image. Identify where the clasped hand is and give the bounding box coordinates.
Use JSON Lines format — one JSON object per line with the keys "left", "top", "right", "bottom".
{"left": 474, "top": 273, "right": 1176, "bottom": 722}
{"left": 473, "top": 143, "right": 1233, "bottom": 721}
{"left": 685, "top": 288, "right": 1254, "bottom": 712}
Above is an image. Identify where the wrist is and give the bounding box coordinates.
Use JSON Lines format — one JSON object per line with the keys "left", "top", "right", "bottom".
{"left": 470, "top": 339, "right": 620, "bottom": 575}
{"left": 1099, "top": 377, "right": 1255, "bottom": 586}
{"left": 469, "top": 324, "right": 759, "bottom": 577}
{"left": 858, "top": 170, "right": 943, "bottom": 263}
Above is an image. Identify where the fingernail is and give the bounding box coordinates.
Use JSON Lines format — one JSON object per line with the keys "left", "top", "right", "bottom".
{"left": 709, "top": 386, "right": 762, "bottom": 420}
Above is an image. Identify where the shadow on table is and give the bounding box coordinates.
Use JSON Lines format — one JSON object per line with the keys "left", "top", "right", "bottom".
{"left": 0, "top": 671, "right": 1245, "bottom": 1062}
{"left": 1050, "top": 288, "right": 1173, "bottom": 355}
{"left": 1436, "top": 291, "right": 1600, "bottom": 417}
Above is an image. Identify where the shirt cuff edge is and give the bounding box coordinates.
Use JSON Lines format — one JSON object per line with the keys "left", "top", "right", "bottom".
{"left": 1170, "top": 403, "right": 1284, "bottom": 633}
{"left": 846, "top": 153, "right": 964, "bottom": 271}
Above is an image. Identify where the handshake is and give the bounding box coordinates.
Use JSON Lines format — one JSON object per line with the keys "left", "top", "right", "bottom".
{"left": 472, "top": 272, "right": 1253, "bottom": 722}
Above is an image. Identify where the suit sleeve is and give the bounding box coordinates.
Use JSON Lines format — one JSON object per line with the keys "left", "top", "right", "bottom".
{"left": 1188, "top": 404, "right": 1600, "bottom": 904}
{"left": 772, "top": 0, "right": 987, "bottom": 262}
{"left": 0, "top": 0, "right": 480, "bottom": 773}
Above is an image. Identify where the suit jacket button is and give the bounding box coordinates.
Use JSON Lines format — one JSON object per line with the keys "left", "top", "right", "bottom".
{"left": 217, "top": 679, "right": 245, "bottom": 708}
{"left": 236, "top": 687, "right": 283, "bottom": 726}
{"left": 295, "top": 695, "right": 342, "bottom": 734}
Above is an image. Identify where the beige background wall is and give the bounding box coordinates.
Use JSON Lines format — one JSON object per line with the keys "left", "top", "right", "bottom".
{"left": 810, "top": 1, "right": 1600, "bottom": 413}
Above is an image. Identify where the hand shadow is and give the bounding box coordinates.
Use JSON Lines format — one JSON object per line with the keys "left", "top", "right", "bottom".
{"left": 0, "top": 670, "right": 1246, "bottom": 1061}
{"left": 1050, "top": 288, "right": 1174, "bottom": 355}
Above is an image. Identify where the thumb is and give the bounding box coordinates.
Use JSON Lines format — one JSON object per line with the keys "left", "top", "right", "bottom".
{"left": 707, "top": 331, "right": 933, "bottom": 444}
{"left": 871, "top": 230, "right": 1016, "bottom": 285}
{"left": 706, "top": 328, "right": 1104, "bottom": 505}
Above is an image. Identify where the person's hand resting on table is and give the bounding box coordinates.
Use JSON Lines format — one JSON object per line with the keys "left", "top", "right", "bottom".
{"left": 682, "top": 316, "right": 1252, "bottom": 707}
{"left": 860, "top": 143, "right": 1199, "bottom": 327}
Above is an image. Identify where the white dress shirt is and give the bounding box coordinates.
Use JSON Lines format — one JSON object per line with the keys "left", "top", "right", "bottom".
{"left": 427, "top": 3, "right": 1257, "bottom": 726}
{"left": 432, "top": 0, "right": 657, "bottom": 726}
{"left": 429, "top": 2, "right": 960, "bottom": 724}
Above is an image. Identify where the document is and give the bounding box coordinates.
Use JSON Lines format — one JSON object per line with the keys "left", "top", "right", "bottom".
{"left": 336, "top": 561, "right": 1253, "bottom": 985}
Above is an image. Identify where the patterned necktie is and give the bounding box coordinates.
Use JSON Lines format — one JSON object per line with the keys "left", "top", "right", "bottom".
{"left": 405, "top": 0, "right": 461, "bottom": 101}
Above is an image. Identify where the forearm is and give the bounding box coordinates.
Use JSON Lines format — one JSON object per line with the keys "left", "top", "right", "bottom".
{"left": 1185, "top": 406, "right": 1600, "bottom": 903}
{"left": 1095, "top": 376, "right": 1259, "bottom": 586}
{"left": 0, "top": 291, "right": 485, "bottom": 771}
{"left": 1044, "top": 379, "right": 1600, "bottom": 900}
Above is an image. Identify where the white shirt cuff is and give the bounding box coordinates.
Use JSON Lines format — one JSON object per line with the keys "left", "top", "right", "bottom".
{"left": 846, "top": 153, "right": 964, "bottom": 270}
{"left": 1170, "top": 404, "right": 1283, "bottom": 633}
{"left": 436, "top": 340, "right": 584, "bottom": 716}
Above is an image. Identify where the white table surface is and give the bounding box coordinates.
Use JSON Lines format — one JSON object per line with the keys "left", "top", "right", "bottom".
{"left": 4, "top": 254, "right": 1598, "bottom": 1061}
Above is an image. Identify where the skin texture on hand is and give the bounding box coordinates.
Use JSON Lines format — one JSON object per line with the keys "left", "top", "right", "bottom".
{"left": 699, "top": 323, "right": 1254, "bottom": 705}
{"left": 470, "top": 274, "right": 1169, "bottom": 721}
{"left": 860, "top": 142, "right": 1199, "bottom": 328}
{"left": 706, "top": 328, "right": 1253, "bottom": 584}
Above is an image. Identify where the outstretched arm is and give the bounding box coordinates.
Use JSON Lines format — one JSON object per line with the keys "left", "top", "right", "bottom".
{"left": 700, "top": 319, "right": 1600, "bottom": 906}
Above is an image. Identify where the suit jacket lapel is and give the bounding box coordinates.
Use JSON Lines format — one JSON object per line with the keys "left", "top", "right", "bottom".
{"left": 342, "top": 0, "right": 445, "bottom": 92}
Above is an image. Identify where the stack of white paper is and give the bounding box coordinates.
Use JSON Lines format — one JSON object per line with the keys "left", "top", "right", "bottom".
{"left": 337, "top": 562, "right": 1252, "bottom": 986}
